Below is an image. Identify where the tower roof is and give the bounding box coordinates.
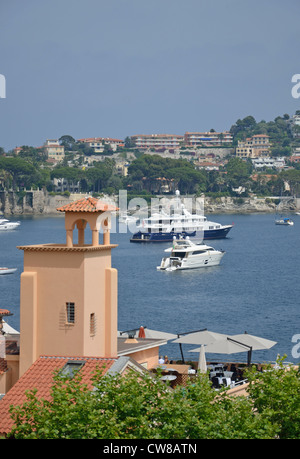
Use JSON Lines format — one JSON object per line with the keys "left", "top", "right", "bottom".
{"left": 57, "top": 196, "right": 118, "bottom": 213}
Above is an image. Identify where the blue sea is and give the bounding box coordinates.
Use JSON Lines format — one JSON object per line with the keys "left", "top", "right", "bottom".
{"left": 1, "top": 212, "right": 299, "bottom": 365}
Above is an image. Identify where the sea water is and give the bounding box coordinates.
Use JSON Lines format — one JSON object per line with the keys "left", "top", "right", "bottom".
{"left": 1, "top": 212, "right": 299, "bottom": 364}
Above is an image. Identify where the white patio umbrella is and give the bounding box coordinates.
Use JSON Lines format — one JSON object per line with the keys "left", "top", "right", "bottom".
{"left": 190, "top": 338, "right": 251, "bottom": 366}
{"left": 172, "top": 329, "right": 227, "bottom": 345}
{"left": 230, "top": 333, "right": 277, "bottom": 351}
{"left": 118, "top": 327, "right": 177, "bottom": 341}
{"left": 172, "top": 329, "right": 227, "bottom": 363}
{"left": 198, "top": 344, "right": 207, "bottom": 373}
{"left": 229, "top": 333, "right": 277, "bottom": 365}
{"left": 141, "top": 328, "right": 178, "bottom": 340}
{"left": 190, "top": 333, "right": 277, "bottom": 365}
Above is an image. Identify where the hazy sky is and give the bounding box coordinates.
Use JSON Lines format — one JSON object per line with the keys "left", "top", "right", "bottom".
{"left": 0, "top": 0, "right": 300, "bottom": 150}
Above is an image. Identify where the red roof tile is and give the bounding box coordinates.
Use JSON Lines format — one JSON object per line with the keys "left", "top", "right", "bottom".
{"left": 0, "top": 356, "right": 117, "bottom": 435}
{"left": 56, "top": 196, "right": 118, "bottom": 213}
{"left": 0, "top": 309, "right": 12, "bottom": 316}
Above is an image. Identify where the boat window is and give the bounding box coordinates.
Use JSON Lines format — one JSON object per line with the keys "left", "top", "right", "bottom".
{"left": 171, "top": 252, "right": 186, "bottom": 258}
{"left": 191, "top": 250, "right": 206, "bottom": 255}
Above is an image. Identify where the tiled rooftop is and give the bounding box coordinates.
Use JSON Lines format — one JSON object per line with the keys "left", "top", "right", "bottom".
{"left": 0, "top": 356, "right": 117, "bottom": 435}
{"left": 0, "top": 309, "right": 12, "bottom": 317}
{"left": 56, "top": 196, "right": 118, "bottom": 213}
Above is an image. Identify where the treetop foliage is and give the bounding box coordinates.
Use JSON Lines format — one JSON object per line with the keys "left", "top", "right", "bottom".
{"left": 7, "top": 356, "right": 299, "bottom": 439}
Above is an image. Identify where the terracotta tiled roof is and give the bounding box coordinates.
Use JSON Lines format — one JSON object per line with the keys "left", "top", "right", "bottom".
{"left": 0, "top": 356, "right": 117, "bottom": 435}
{"left": 0, "top": 309, "right": 12, "bottom": 317}
{"left": 56, "top": 197, "right": 118, "bottom": 213}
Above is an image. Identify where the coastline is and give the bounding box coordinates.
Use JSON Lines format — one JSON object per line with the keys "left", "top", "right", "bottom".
{"left": 0, "top": 190, "right": 299, "bottom": 215}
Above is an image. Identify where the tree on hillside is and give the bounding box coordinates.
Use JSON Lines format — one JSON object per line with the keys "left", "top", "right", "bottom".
{"left": 59, "top": 135, "right": 76, "bottom": 151}
{"left": 18, "top": 146, "right": 47, "bottom": 165}
{"left": 279, "top": 169, "right": 300, "bottom": 195}
{"left": 0, "top": 156, "right": 38, "bottom": 189}
{"left": 127, "top": 155, "right": 206, "bottom": 194}
{"left": 225, "top": 157, "right": 252, "bottom": 189}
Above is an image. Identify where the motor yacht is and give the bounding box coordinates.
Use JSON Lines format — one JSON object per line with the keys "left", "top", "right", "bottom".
{"left": 130, "top": 191, "right": 233, "bottom": 242}
{"left": 157, "top": 237, "right": 225, "bottom": 271}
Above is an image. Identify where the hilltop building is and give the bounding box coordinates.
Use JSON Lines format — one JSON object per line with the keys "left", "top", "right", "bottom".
{"left": 252, "top": 156, "right": 285, "bottom": 170}
{"left": 129, "top": 134, "right": 184, "bottom": 149}
{"left": 288, "top": 113, "right": 300, "bottom": 138}
{"left": 43, "top": 139, "right": 65, "bottom": 161}
{"left": 77, "top": 137, "right": 124, "bottom": 153}
{"left": 235, "top": 134, "right": 270, "bottom": 159}
{"left": 184, "top": 131, "right": 233, "bottom": 147}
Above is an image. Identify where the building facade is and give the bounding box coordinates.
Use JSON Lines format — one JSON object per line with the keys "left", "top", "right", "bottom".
{"left": 236, "top": 134, "right": 270, "bottom": 159}
{"left": 129, "top": 134, "right": 184, "bottom": 149}
{"left": 184, "top": 131, "right": 233, "bottom": 147}
{"left": 77, "top": 137, "right": 124, "bottom": 153}
{"left": 43, "top": 139, "right": 65, "bottom": 161}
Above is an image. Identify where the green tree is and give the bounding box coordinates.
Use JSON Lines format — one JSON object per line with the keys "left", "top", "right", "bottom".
{"left": 18, "top": 146, "right": 47, "bottom": 165}
{"left": 225, "top": 157, "right": 252, "bottom": 189}
{"left": 245, "top": 357, "right": 300, "bottom": 439}
{"left": 8, "top": 361, "right": 296, "bottom": 439}
{"left": 59, "top": 135, "right": 76, "bottom": 151}
{"left": 0, "top": 156, "right": 38, "bottom": 189}
{"left": 279, "top": 169, "right": 300, "bottom": 195}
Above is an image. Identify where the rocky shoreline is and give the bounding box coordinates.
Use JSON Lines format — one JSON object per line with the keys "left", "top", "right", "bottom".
{"left": 203, "top": 196, "right": 298, "bottom": 214}
{"left": 0, "top": 190, "right": 299, "bottom": 215}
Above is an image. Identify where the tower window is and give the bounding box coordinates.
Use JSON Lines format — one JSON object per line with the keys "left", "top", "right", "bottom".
{"left": 66, "top": 302, "right": 75, "bottom": 324}
{"left": 90, "top": 313, "right": 96, "bottom": 336}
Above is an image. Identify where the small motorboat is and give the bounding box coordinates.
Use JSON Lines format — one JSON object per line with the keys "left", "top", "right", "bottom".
{"left": 0, "top": 218, "right": 20, "bottom": 231}
{"left": 275, "top": 217, "right": 294, "bottom": 226}
{"left": 157, "top": 236, "right": 225, "bottom": 271}
{"left": 0, "top": 267, "right": 17, "bottom": 275}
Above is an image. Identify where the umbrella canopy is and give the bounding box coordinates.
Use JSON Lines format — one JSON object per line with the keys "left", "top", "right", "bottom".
{"left": 118, "top": 327, "right": 177, "bottom": 341}
{"left": 198, "top": 344, "right": 207, "bottom": 373}
{"left": 172, "top": 329, "right": 227, "bottom": 345}
{"left": 172, "top": 329, "right": 228, "bottom": 363}
{"left": 230, "top": 333, "right": 277, "bottom": 351}
{"left": 191, "top": 338, "right": 250, "bottom": 355}
{"left": 142, "top": 328, "right": 178, "bottom": 340}
{"left": 190, "top": 333, "right": 277, "bottom": 365}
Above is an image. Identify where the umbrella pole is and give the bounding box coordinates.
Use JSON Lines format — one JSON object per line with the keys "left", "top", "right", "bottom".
{"left": 179, "top": 343, "right": 185, "bottom": 363}
{"left": 176, "top": 328, "right": 207, "bottom": 364}
{"left": 247, "top": 347, "right": 253, "bottom": 366}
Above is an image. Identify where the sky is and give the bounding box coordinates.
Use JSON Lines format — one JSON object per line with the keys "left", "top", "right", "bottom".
{"left": 0, "top": 0, "right": 300, "bottom": 151}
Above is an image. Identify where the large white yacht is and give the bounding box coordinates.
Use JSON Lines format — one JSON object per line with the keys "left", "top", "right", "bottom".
{"left": 157, "top": 237, "right": 225, "bottom": 271}
{"left": 130, "top": 191, "right": 233, "bottom": 242}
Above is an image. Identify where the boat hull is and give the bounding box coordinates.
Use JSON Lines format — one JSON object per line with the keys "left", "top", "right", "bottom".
{"left": 130, "top": 231, "right": 196, "bottom": 242}
{"left": 0, "top": 222, "right": 20, "bottom": 231}
{"left": 0, "top": 268, "right": 17, "bottom": 275}
{"left": 275, "top": 220, "right": 294, "bottom": 226}
{"left": 157, "top": 252, "right": 225, "bottom": 271}
{"left": 130, "top": 226, "right": 232, "bottom": 242}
